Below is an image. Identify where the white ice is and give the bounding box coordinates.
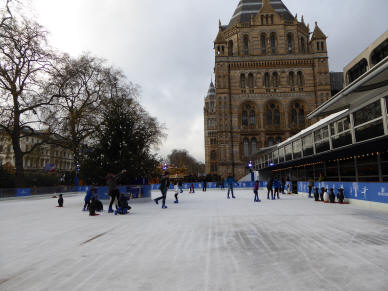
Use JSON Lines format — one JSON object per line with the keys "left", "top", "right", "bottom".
{"left": 1, "top": 189, "right": 388, "bottom": 291}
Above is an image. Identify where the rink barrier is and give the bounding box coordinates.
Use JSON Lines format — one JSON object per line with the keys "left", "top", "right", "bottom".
{"left": 0, "top": 185, "right": 152, "bottom": 200}
{"left": 296, "top": 181, "right": 388, "bottom": 204}
{"left": 151, "top": 182, "right": 260, "bottom": 191}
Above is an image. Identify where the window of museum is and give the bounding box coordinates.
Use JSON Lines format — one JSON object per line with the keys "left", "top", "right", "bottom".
{"left": 261, "top": 34, "right": 267, "bottom": 54}
{"left": 249, "top": 110, "right": 256, "bottom": 126}
{"left": 276, "top": 136, "right": 282, "bottom": 144}
{"left": 287, "top": 33, "right": 293, "bottom": 53}
{"left": 270, "top": 15, "right": 274, "bottom": 25}
{"left": 240, "top": 74, "right": 246, "bottom": 93}
{"left": 261, "top": 15, "right": 265, "bottom": 25}
{"left": 243, "top": 35, "right": 249, "bottom": 56}
{"left": 210, "top": 150, "right": 217, "bottom": 161}
{"left": 242, "top": 110, "right": 248, "bottom": 126}
{"left": 210, "top": 164, "right": 218, "bottom": 172}
{"left": 248, "top": 73, "right": 254, "bottom": 93}
{"left": 290, "top": 102, "right": 305, "bottom": 128}
{"left": 270, "top": 33, "right": 276, "bottom": 54}
{"left": 251, "top": 138, "right": 257, "bottom": 155}
{"left": 228, "top": 40, "right": 234, "bottom": 56}
{"left": 264, "top": 72, "right": 270, "bottom": 92}
{"left": 266, "top": 103, "right": 280, "bottom": 126}
{"left": 297, "top": 71, "right": 304, "bottom": 91}
{"left": 289, "top": 71, "right": 295, "bottom": 91}
{"left": 272, "top": 72, "right": 279, "bottom": 92}
{"left": 243, "top": 138, "right": 250, "bottom": 157}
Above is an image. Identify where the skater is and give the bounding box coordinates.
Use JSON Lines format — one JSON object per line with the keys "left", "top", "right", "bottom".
{"left": 174, "top": 182, "right": 180, "bottom": 203}
{"left": 267, "top": 177, "right": 273, "bottom": 200}
{"left": 254, "top": 180, "right": 261, "bottom": 202}
{"left": 116, "top": 193, "right": 131, "bottom": 215}
{"left": 83, "top": 187, "right": 95, "bottom": 211}
{"left": 189, "top": 183, "right": 195, "bottom": 193}
{"left": 226, "top": 175, "right": 238, "bottom": 199}
{"left": 308, "top": 178, "right": 314, "bottom": 198}
{"left": 154, "top": 172, "right": 170, "bottom": 209}
{"left": 57, "top": 194, "right": 64, "bottom": 207}
{"left": 178, "top": 179, "right": 183, "bottom": 193}
{"left": 202, "top": 179, "right": 207, "bottom": 192}
{"left": 89, "top": 196, "right": 99, "bottom": 216}
{"left": 107, "top": 170, "right": 126, "bottom": 213}
{"left": 281, "top": 177, "right": 286, "bottom": 194}
{"left": 273, "top": 178, "right": 280, "bottom": 199}
{"left": 221, "top": 178, "right": 225, "bottom": 190}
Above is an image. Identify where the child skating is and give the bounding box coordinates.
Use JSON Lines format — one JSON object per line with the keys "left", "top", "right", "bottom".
{"left": 174, "top": 182, "right": 180, "bottom": 203}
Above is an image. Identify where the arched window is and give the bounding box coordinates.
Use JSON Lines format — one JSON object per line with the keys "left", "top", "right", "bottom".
{"left": 243, "top": 35, "right": 249, "bottom": 55}
{"left": 249, "top": 110, "right": 256, "bottom": 126}
{"left": 297, "top": 71, "right": 304, "bottom": 87}
{"left": 251, "top": 138, "right": 257, "bottom": 155}
{"left": 242, "top": 110, "right": 248, "bottom": 126}
{"left": 240, "top": 74, "right": 246, "bottom": 88}
{"left": 276, "top": 136, "right": 282, "bottom": 144}
{"left": 272, "top": 72, "right": 279, "bottom": 88}
{"left": 243, "top": 138, "right": 250, "bottom": 157}
{"left": 270, "top": 33, "right": 276, "bottom": 54}
{"left": 210, "top": 150, "right": 217, "bottom": 160}
{"left": 266, "top": 15, "right": 269, "bottom": 25}
{"left": 261, "top": 34, "right": 267, "bottom": 54}
{"left": 287, "top": 33, "right": 293, "bottom": 53}
{"left": 274, "top": 108, "right": 280, "bottom": 125}
{"left": 290, "top": 102, "right": 305, "bottom": 127}
{"left": 316, "top": 41, "right": 320, "bottom": 51}
{"left": 320, "top": 42, "right": 325, "bottom": 51}
{"left": 228, "top": 40, "right": 234, "bottom": 56}
{"left": 266, "top": 103, "right": 281, "bottom": 126}
{"left": 301, "top": 37, "right": 306, "bottom": 53}
{"left": 264, "top": 73, "right": 270, "bottom": 88}
{"left": 289, "top": 71, "right": 295, "bottom": 87}
{"left": 261, "top": 15, "right": 265, "bottom": 25}
{"left": 248, "top": 73, "right": 254, "bottom": 89}
{"left": 267, "top": 137, "right": 274, "bottom": 147}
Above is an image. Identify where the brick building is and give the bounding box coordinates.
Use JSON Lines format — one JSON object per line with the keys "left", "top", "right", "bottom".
{"left": 204, "top": 0, "right": 332, "bottom": 179}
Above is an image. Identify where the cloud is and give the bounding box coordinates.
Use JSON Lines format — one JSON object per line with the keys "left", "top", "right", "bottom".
{"left": 30, "top": 0, "right": 388, "bottom": 162}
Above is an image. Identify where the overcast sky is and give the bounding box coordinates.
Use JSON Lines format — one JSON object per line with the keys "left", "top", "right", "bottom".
{"left": 30, "top": 0, "right": 388, "bottom": 162}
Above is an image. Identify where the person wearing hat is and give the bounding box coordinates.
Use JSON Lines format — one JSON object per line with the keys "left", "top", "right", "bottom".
{"left": 154, "top": 172, "right": 170, "bottom": 209}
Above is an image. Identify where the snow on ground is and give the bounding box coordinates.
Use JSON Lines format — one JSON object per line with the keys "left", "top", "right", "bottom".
{"left": 1, "top": 189, "right": 388, "bottom": 291}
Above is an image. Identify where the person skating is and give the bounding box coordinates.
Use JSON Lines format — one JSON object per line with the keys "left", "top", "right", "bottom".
{"left": 116, "top": 193, "right": 132, "bottom": 215}
{"left": 273, "top": 178, "right": 280, "bottom": 199}
{"left": 178, "top": 179, "right": 183, "bottom": 193}
{"left": 106, "top": 170, "right": 126, "bottom": 213}
{"left": 267, "top": 177, "right": 273, "bottom": 200}
{"left": 308, "top": 178, "right": 314, "bottom": 198}
{"left": 202, "top": 180, "right": 207, "bottom": 192}
{"left": 253, "top": 180, "right": 261, "bottom": 202}
{"left": 226, "top": 175, "right": 238, "bottom": 199}
{"left": 174, "top": 182, "right": 180, "bottom": 203}
{"left": 154, "top": 172, "right": 170, "bottom": 209}
{"left": 189, "top": 183, "right": 195, "bottom": 193}
{"left": 57, "top": 194, "right": 64, "bottom": 207}
{"left": 83, "top": 187, "right": 95, "bottom": 211}
{"left": 281, "top": 177, "right": 286, "bottom": 194}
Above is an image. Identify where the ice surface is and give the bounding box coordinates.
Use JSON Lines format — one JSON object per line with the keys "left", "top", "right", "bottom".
{"left": 1, "top": 190, "right": 388, "bottom": 291}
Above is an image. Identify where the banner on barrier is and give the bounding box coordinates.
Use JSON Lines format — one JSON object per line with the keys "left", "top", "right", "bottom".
{"left": 16, "top": 188, "right": 31, "bottom": 197}
{"left": 297, "top": 181, "right": 388, "bottom": 204}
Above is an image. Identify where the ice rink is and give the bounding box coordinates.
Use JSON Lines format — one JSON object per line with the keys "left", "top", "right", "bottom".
{"left": 1, "top": 189, "right": 388, "bottom": 291}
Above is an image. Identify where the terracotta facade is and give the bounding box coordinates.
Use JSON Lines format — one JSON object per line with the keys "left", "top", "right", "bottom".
{"left": 204, "top": 0, "right": 331, "bottom": 179}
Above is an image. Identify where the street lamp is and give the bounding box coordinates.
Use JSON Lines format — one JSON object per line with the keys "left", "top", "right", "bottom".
{"left": 248, "top": 161, "right": 254, "bottom": 182}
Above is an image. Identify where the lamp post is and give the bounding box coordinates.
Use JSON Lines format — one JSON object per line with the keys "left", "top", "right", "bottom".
{"left": 248, "top": 161, "right": 254, "bottom": 182}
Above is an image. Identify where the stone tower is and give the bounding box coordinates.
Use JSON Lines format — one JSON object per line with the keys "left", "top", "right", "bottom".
{"left": 204, "top": 0, "right": 331, "bottom": 179}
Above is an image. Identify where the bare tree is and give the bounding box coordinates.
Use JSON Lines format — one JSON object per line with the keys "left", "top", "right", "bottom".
{"left": 0, "top": 1, "right": 56, "bottom": 184}
{"left": 43, "top": 54, "right": 109, "bottom": 169}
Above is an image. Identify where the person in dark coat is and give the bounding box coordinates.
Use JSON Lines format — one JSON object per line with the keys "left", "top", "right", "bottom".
{"left": 253, "top": 180, "right": 261, "bottom": 202}
{"left": 154, "top": 172, "right": 170, "bottom": 209}
{"left": 202, "top": 180, "right": 207, "bottom": 192}
{"left": 267, "top": 177, "right": 273, "bottom": 200}
{"left": 117, "top": 193, "right": 131, "bottom": 214}
{"left": 83, "top": 187, "right": 96, "bottom": 211}
{"left": 106, "top": 170, "right": 126, "bottom": 213}
{"left": 57, "top": 194, "right": 64, "bottom": 207}
{"left": 226, "top": 175, "right": 238, "bottom": 199}
{"left": 273, "top": 178, "right": 280, "bottom": 199}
